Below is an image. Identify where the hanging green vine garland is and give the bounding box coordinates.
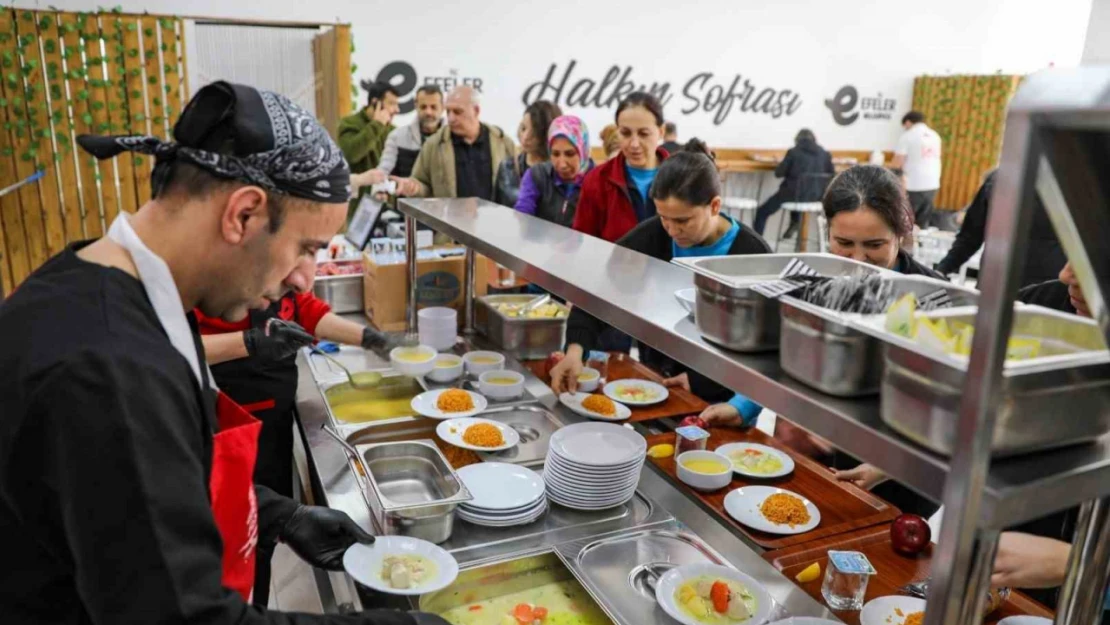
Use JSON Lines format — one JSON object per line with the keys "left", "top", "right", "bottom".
{"left": 0, "top": 5, "right": 181, "bottom": 167}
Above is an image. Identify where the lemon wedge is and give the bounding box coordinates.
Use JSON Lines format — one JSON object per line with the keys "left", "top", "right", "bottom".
{"left": 795, "top": 562, "right": 821, "bottom": 583}
{"left": 647, "top": 444, "right": 675, "bottom": 459}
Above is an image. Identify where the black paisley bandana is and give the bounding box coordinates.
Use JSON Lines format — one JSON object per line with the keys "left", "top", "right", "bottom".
{"left": 78, "top": 81, "right": 351, "bottom": 203}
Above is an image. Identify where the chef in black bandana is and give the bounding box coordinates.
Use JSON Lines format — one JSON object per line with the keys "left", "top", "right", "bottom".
{"left": 0, "top": 81, "right": 447, "bottom": 625}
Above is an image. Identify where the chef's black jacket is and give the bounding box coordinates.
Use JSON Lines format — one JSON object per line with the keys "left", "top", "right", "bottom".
{"left": 0, "top": 244, "right": 414, "bottom": 624}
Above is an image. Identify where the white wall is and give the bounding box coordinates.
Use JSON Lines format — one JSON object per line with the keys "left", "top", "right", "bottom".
{"left": 17, "top": 0, "right": 1093, "bottom": 150}
{"left": 1083, "top": 0, "right": 1110, "bottom": 63}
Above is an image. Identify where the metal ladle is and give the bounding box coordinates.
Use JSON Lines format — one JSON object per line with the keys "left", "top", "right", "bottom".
{"left": 309, "top": 344, "right": 382, "bottom": 389}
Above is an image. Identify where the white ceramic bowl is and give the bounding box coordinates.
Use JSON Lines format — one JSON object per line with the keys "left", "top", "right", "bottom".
{"left": 427, "top": 354, "right": 464, "bottom": 382}
{"left": 478, "top": 370, "right": 525, "bottom": 400}
{"left": 576, "top": 367, "right": 600, "bottom": 392}
{"left": 389, "top": 345, "right": 437, "bottom": 377}
{"left": 464, "top": 351, "right": 505, "bottom": 375}
{"left": 676, "top": 450, "right": 734, "bottom": 492}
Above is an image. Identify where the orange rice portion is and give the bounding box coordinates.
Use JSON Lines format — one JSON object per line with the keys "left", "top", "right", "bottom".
{"left": 903, "top": 612, "right": 924, "bottom": 625}
{"left": 581, "top": 394, "right": 616, "bottom": 416}
{"left": 462, "top": 423, "right": 504, "bottom": 448}
{"left": 760, "top": 493, "right": 811, "bottom": 527}
{"left": 437, "top": 389, "right": 475, "bottom": 413}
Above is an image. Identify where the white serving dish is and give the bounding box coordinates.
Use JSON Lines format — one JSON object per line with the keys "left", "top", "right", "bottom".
{"left": 603, "top": 379, "right": 669, "bottom": 406}
{"left": 410, "top": 389, "right": 488, "bottom": 420}
{"left": 426, "top": 354, "right": 464, "bottom": 382}
{"left": 715, "top": 442, "right": 796, "bottom": 479}
{"left": 463, "top": 350, "right": 505, "bottom": 375}
{"left": 477, "top": 370, "right": 525, "bottom": 400}
{"left": 723, "top": 486, "right": 821, "bottom": 535}
{"left": 656, "top": 562, "right": 774, "bottom": 625}
{"left": 576, "top": 367, "right": 601, "bottom": 392}
{"left": 558, "top": 392, "right": 632, "bottom": 421}
{"left": 342, "top": 536, "right": 458, "bottom": 596}
{"left": 389, "top": 345, "right": 437, "bottom": 377}
{"left": 676, "top": 450, "right": 734, "bottom": 492}
{"left": 435, "top": 418, "right": 520, "bottom": 452}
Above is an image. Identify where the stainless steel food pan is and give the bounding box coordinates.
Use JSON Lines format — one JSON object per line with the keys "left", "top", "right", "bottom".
{"left": 313, "top": 273, "right": 363, "bottom": 314}
{"left": 474, "top": 294, "right": 569, "bottom": 360}
{"left": 672, "top": 253, "right": 883, "bottom": 352}
{"left": 359, "top": 439, "right": 472, "bottom": 543}
{"left": 418, "top": 551, "right": 614, "bottom": 623}
{"left": 779, "top": 274, "right": 979, "bottom": 397}
{"left": 878, "top": 305, "right": 1110, "bottom": 456}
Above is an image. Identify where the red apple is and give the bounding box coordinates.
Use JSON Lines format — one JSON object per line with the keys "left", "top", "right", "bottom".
{"left": 891, "top": 514, "right": 931, "bottom": 556}
{"left": 680, "top": 415, "right": 708, "bottom": 430}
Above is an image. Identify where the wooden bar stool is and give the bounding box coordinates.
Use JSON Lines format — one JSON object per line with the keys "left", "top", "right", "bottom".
{"left": 723, "top": 197, "right": 758, "bottom": 226}
{"left": 771, "top": 172, "right": 833, "bottom": 252}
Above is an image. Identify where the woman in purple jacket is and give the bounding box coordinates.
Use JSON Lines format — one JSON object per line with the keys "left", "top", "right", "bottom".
{"left": 514, "top": 115, "right": 594, "bottom": 227}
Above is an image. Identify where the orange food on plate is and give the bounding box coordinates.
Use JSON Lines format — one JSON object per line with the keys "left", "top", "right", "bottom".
{"left": 462, "top": 423, "right": 504, "bottom": 448}
{"left": 581, "top": 394, "right": 616, "bottom": 416}
{"left": 903, "top": 612, "right": 924, "bottom": 625}
{"left": 760, "top": 493, "right": 811, "bottom": 527}
{"left": 437, "top": 389, "right": 475, "bottom": 413}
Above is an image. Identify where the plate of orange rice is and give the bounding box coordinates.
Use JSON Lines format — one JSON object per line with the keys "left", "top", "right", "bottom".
{"left": 723, "top": 486, "right": 821, "bottom": 534}
{"left": 411, "top": 388, "right": 488, "bottom": 420}
{"left": 559, "top": 392, "right": 632, "bottom": 421}
{"left": 436, "top": 417, "right": 520, "bottom": 452}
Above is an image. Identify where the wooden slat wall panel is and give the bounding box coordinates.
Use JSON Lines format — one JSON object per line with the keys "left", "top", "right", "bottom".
{"left": 141, "top": 16, "right": 167, "bottom": 142}
{"left": 59, "top": 12, "right": 103, "bottom": 239}
{"left": 16, "top": 12, "right": 65, "bottom": 256}
{"left": 38, "top": 11, "right": 83, "bottom": 243}
{"left": 81, "top": 12, "right": 121, "bottom": 227}
{"left": 0, "top": 12, "right": 27, "bottom": 289}
{"left": 3, "top": 12, "right": 48, "bottom": 271}
{"left": 120, "top": 16, "right": 149, "bottom": 205}
{"left": 101, "top": 13, "right": 138, "bottom": 215}
{"left": 160, "top": 18, "right": 182, "bottom": 131}
{"left": 334, "top": 25, "right": 351, "bottom": 123}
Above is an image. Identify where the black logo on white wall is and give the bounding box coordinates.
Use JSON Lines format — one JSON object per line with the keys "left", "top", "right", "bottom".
{"left": 370, "top": 61, "right": 484, "bottom": 114}
{"left": 825, "top": 86, "right": 896, "bottom": 126}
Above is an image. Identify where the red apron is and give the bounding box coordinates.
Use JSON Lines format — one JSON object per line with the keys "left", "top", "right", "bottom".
{"left": 208, "top": 391, "right": 263, "bottom": 601}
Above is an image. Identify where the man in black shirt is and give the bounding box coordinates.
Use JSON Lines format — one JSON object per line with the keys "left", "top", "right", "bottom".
{"left": 0, "top": 82, "right": 446, "bottom": 625}
{"left": 394, "top": 86, "right": 516, "bottom": 199}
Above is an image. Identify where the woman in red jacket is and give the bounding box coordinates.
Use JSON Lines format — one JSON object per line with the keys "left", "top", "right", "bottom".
{"left": 572, "top": 92, "right": 668, "bottom": 242}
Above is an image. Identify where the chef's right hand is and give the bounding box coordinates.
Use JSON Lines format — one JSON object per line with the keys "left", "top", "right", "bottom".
{"left": 550, "top": 346, "right": 584, "bottom": 394}
{"left": 244, "top": 318, "right": 315, "bottom": 362}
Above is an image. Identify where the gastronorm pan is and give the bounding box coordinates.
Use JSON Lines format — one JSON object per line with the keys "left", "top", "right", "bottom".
{"left": 671, "top": 253, "right": 885, "bottom": 352}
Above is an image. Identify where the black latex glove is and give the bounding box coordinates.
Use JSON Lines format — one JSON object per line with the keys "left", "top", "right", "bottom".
{"left": 408, "top": 613, "right": 451, "bottom": 625}
{"left": 244, "top": 318, "right": 315, "bottom": 362}
{"left": 280, "top": 505, "right": 374, "bottom": 571}
{"left": 361, "top": 327, "right": 418, "bottom": 353}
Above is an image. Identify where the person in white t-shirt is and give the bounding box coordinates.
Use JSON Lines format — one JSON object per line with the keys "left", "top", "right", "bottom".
{"left": 892, "top": 111, "right": 942, "bottom": 227}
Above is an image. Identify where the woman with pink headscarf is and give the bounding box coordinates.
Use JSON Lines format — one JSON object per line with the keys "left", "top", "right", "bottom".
{"left": 514, "top": 115, "right": 594, "bottom": 227}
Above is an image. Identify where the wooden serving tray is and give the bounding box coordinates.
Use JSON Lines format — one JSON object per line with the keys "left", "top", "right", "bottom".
{"left": 646, "top": 427, "right": 900, "bottom": 549}
{"left": 523, "top": 351, "right": 708, "bottom": 423}
{"left": 763, "top": 525, "right": 1054, "bottom": 625}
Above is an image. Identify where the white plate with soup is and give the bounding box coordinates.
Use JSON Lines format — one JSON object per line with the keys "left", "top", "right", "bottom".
{"left": 343, "top": 536, "right": 458, "bottom": 596}
{"left": 716, "top": 442, "right": 795, "bottom": 479}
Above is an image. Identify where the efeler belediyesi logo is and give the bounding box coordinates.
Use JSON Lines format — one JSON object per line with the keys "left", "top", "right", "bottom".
{"left": 369, "top": 61, "right": 484, "bottom": 114}
{"left": 825, "top": 85, "right": 896, "bottom": 126}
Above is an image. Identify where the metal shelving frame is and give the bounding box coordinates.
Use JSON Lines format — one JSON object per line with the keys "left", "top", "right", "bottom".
{"left": 395, "top": 66, "right": 1110, "bottom": 625}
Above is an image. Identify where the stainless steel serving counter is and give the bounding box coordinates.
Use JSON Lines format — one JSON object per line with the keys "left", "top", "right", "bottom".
{"left": 294, "top": 315, "right": 835, "bottom": 621}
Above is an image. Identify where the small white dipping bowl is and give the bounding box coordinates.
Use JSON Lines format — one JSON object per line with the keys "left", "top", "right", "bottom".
{"left": 676, "top": 450, "right": 733, "bottom": 492}
{"left": 427, "top": 354, "right": 464, "bottom": 382}
{"left": 389, "top": 345, "right": 437, "bottom": 377}
{"left": 576, "top": 367, "right": 600, "bottom": 392}
{"left": 478, "top": 370, "right": 525, "bottom": 400}
{"left": 464, "top": 351, "right": 505, "bottom": 375}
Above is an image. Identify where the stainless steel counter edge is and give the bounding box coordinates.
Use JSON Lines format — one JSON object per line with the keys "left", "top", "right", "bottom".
{"left": 293, "top": 337, "right": 834, "bottom": 620}
{"left": 395, "top": 197, "right": 1110, "bottom": 527}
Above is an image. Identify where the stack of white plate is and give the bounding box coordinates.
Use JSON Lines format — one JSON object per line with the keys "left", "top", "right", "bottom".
{"left": 544, "top": 422, "right": 647, "bottom": 510}
{"left": 455, "top": 462, "right": 547, "bottom": 527}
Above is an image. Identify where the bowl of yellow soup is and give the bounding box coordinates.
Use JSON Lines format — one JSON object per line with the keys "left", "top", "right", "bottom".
{"left": 427, "top": 354, "right": 464, "bottom": 383}
{"left": 676, "top": 450, "right": 733, "bottom": 492}
{"left": 463, "top": 351, "right": 506, "bottom": 376}
{"left": 390, "top": 345, "right": 438, "bottom": 377}
{"left": 478, "top": 370, "right": 525, "bottom": 400}
{"left": 576, "top": 367, "right": 600, "bottom": 393}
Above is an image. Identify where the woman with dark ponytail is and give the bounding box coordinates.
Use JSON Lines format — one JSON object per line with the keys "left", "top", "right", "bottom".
{"left": 549, "top": 139, "right": 769, "bottom": 424}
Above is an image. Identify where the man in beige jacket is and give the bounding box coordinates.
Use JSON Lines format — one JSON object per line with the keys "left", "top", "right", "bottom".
{"left": 394, "top": 86, "right": 516, "bottom": 199}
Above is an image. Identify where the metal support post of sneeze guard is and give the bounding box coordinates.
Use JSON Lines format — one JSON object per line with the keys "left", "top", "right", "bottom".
{"left": 0, "top": 170, "right": 45, "bottom": 301}
{"left": 463, "top": 247, "right": 476, "bottom": 334}
{"left": 924, "top": 91, "right": 1041, "bottom": 625}
{"left": 405, "top": 215, "right": 418, "bottom": 336}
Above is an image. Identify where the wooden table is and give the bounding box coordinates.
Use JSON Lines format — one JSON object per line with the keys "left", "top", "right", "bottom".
{"left": 524, "top": 352, "right": 709, "bottom": 423}
{"left": 763, "top": 525, "right": 1055, "bottom": 624}
{"left": 646, "top": 427, "right": 900, "bottom": 549}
